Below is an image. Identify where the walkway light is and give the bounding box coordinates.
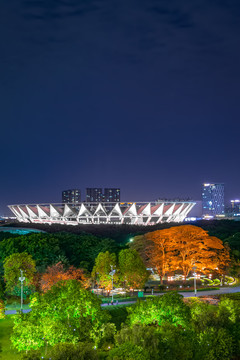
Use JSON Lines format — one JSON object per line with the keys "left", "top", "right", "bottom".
{"left": 19, "top": 269, "right": 25, "bottom": 312}
{"left": 109, "top": 265, "right": 116, "bottom": 303}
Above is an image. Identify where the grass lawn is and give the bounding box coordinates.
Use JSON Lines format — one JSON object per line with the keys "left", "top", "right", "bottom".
{"left": 0, "top": 316, "right": 21, "bottom": 359}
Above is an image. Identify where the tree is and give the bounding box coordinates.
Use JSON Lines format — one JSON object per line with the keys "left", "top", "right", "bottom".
{"left": 127, "top": 292, "right": 191, "bottom": 328}
{"left": 91, "top": 251, "right": 118, "bottom": 290}
{"left": 129, "top": 234, "right": 152, "bottom": 266}
{"left": 166, "top": 225, "right": 227, "bottom": 277}
{"left": 144, "top": 225, "right": 229, "bottom": 279}
{"left": 3, "top": 252, "right": 36, "bottom": 293}
{"left": 11, "top": 280, "right": 109, "bottom": 352}
{"left": 144, "top": 229, "right": 176, "bottom": 283}
{"left": 118, "top": 249, "right": 149, "bottom": 289}
{"left": 40, "top": 262, "right": 89, "bottom": 292}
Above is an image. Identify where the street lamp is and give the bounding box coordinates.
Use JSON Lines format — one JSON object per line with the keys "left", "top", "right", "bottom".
{"left": 193, "top": 264, "right": 197, "bottom": 296}
{"left": 96, "top": 272, "right": 99, "bottom": 296}
{"left": 19, "top": 269, "right": 25, "bottom": 312}
{"left": 109, "top": 265, "right": 116, "bottom": 303}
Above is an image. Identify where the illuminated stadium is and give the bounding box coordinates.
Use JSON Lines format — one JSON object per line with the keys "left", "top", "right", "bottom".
{"left": 8, "top": 201, "right": 195, "bottom": 225}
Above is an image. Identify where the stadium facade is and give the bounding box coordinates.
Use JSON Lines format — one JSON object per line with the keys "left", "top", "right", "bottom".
{"left": 8, "top": 201, "right": 195, "bottom": 225}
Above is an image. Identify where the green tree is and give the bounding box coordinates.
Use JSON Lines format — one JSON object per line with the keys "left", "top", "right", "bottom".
{"left": 118, "top": 249, "right": 149, "bottom": 289}
{"left": 127, "top": 292, "right": 191, "bottom": 328}
{"left": 11, "top": 280, "right": 109, "bottom": 352}
{"left": 92, "top": 251, "right": 118, "bottom": 290}
{"left": 3, "top": 252, "right": 36, "bottom": 293}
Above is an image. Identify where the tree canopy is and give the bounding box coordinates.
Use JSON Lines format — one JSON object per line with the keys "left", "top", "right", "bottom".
{"left": 91, "top": 251, "right": 118, "bottom": 290}
{"left": 40, "top": 262, "right": 89, "bottom": 292}
{"left": 132, "top": 225, "right": 230, "bottom": 279}
{"left": 11, "top": 280, "right": 109, "bottom": 352}
{"left": 127, "top": 292, "right": 191, "bottom": 328}
{"left": 3, "top": 252, "right": 36, "bottom": 293}
{"left": 118, "top": 249, "right": 149, "bottom": 289}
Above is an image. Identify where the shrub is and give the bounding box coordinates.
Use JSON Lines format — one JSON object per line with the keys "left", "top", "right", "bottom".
{"left": 159, "top": 284, "right": 166, "bottom": 291}
{"left": 127, "top": 292, "right": 191, "bottom": 328}
{"left": 20, "top": 350, "right": 41, "bottom": 360}
{"left": 47, "top": 342, "right": 98, "bottom": 360}
{"left": 104, "top": 306, "right": 129, "bottom": 330}
{"left": 108, "top": 342, "right": 150, "bottom": 360}
{"left": 0, "top": 299, "right": 5, "bottom": 319}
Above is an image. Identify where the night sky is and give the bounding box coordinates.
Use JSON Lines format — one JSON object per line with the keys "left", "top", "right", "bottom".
{"left": 1, "top": 0, "right": 240, "bottom": 215}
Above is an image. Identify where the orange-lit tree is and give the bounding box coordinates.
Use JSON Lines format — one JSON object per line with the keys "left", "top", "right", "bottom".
{"left": 213, "top": 243, "right": 231, "bottom": 279}
{"left": 141, "top": 225, "right": 229, "bottom": 280}
{"left": 40, "top": 262, "right": 88, "bottom": 292}
{"left": 166, "top": 225, "right": 227, "bottom": 278}
{"left": 145, "top": 229, "right": 176, "bottom": 283}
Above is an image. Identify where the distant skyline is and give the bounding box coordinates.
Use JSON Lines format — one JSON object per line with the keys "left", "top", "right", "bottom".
{"left": 1, "top": 1, "right": 240, "bottom": 215}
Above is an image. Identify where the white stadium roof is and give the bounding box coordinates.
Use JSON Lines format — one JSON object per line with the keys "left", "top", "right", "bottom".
{"left": 8, "top": 201, "right": 195, "bottom": 225}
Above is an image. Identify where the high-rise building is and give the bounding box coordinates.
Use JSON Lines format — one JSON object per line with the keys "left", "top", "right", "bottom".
{"left": 62, "top": 189, "right": 81, "bottom": 204}
{"left": 85, "top": 188, "right": 120, "bottom": 203}
{"left": 229, "top": 199, "right": 240, "bottom": 217}
{"left": 86, "top": 188, "right": 103, "bottom": 202}
{"left": 104, "top": 188, "right": 120, "bottom": 202}
{"left": 202, "top": 183, "right": 224, "bottom": 217}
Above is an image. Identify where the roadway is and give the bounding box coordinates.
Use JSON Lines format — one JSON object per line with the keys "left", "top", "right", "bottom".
{"left": 6, "top": 286, "right": 240, "bottom": 314}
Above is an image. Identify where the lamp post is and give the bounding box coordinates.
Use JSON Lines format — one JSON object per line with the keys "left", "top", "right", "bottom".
{"left": 109, "top": 265, "right": 116, "bottom": 303}
{"left": 19, "top": 269, "right": 25, "bottom": 312}
{"left": 193, "top": 264, "right": 197, "bottom": 296}
{"left": 96, "top": 272, "right": 99, "bottom": 296}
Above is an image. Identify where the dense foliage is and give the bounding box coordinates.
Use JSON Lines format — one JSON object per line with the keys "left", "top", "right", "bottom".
{"left": 3, "top": 252, "right": 36, "bottom": 293}
{"left": 118, "top": 249, "right": 149, "bottom": 289}
{"left": 0, "top": 232, "right": 122, "bottom": 272}
{"left": 91, "top": 251, "right": 118, "bottom": 290}
{"left": 11, "top": 280, "right": 109, "bottom": 351}
{"left": 13, "top": 291, "right": 240, "bottom": 360}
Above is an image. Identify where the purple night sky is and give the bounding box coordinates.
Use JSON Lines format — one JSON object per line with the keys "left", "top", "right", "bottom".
{"left": 1, "top": 0, "right": 240, "bottom": 215}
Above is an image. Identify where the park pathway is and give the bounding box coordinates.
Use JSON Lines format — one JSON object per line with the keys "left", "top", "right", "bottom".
{"left": 5, "top": 285, "right": 240, "bottom": 314}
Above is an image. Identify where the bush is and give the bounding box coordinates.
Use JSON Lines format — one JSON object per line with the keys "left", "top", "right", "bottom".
{"left": 108, "top": 342, "right": 150, "bottom": 360}
{"left": 20, "top": 350, "right": 41, "bottom": 360}
{"left": 199, "top": 327, "right": 234, "bottom": 360}
{"left": 0, "top": 299, "right": 5, "bottom": 319}
{"left": 47, "top": 342, "right": 98, "bottom": 360}
{"left": 159, "top": 284, "right": 166, "bottom": 291}
{"left": 104, "top": 306, "right": 129, "bottom": 330}
{"left": 201, "top": 278, "right": 213, "bottom": 286}
{"left": 220, "top": 292, "right": 240, "bottom": 301}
